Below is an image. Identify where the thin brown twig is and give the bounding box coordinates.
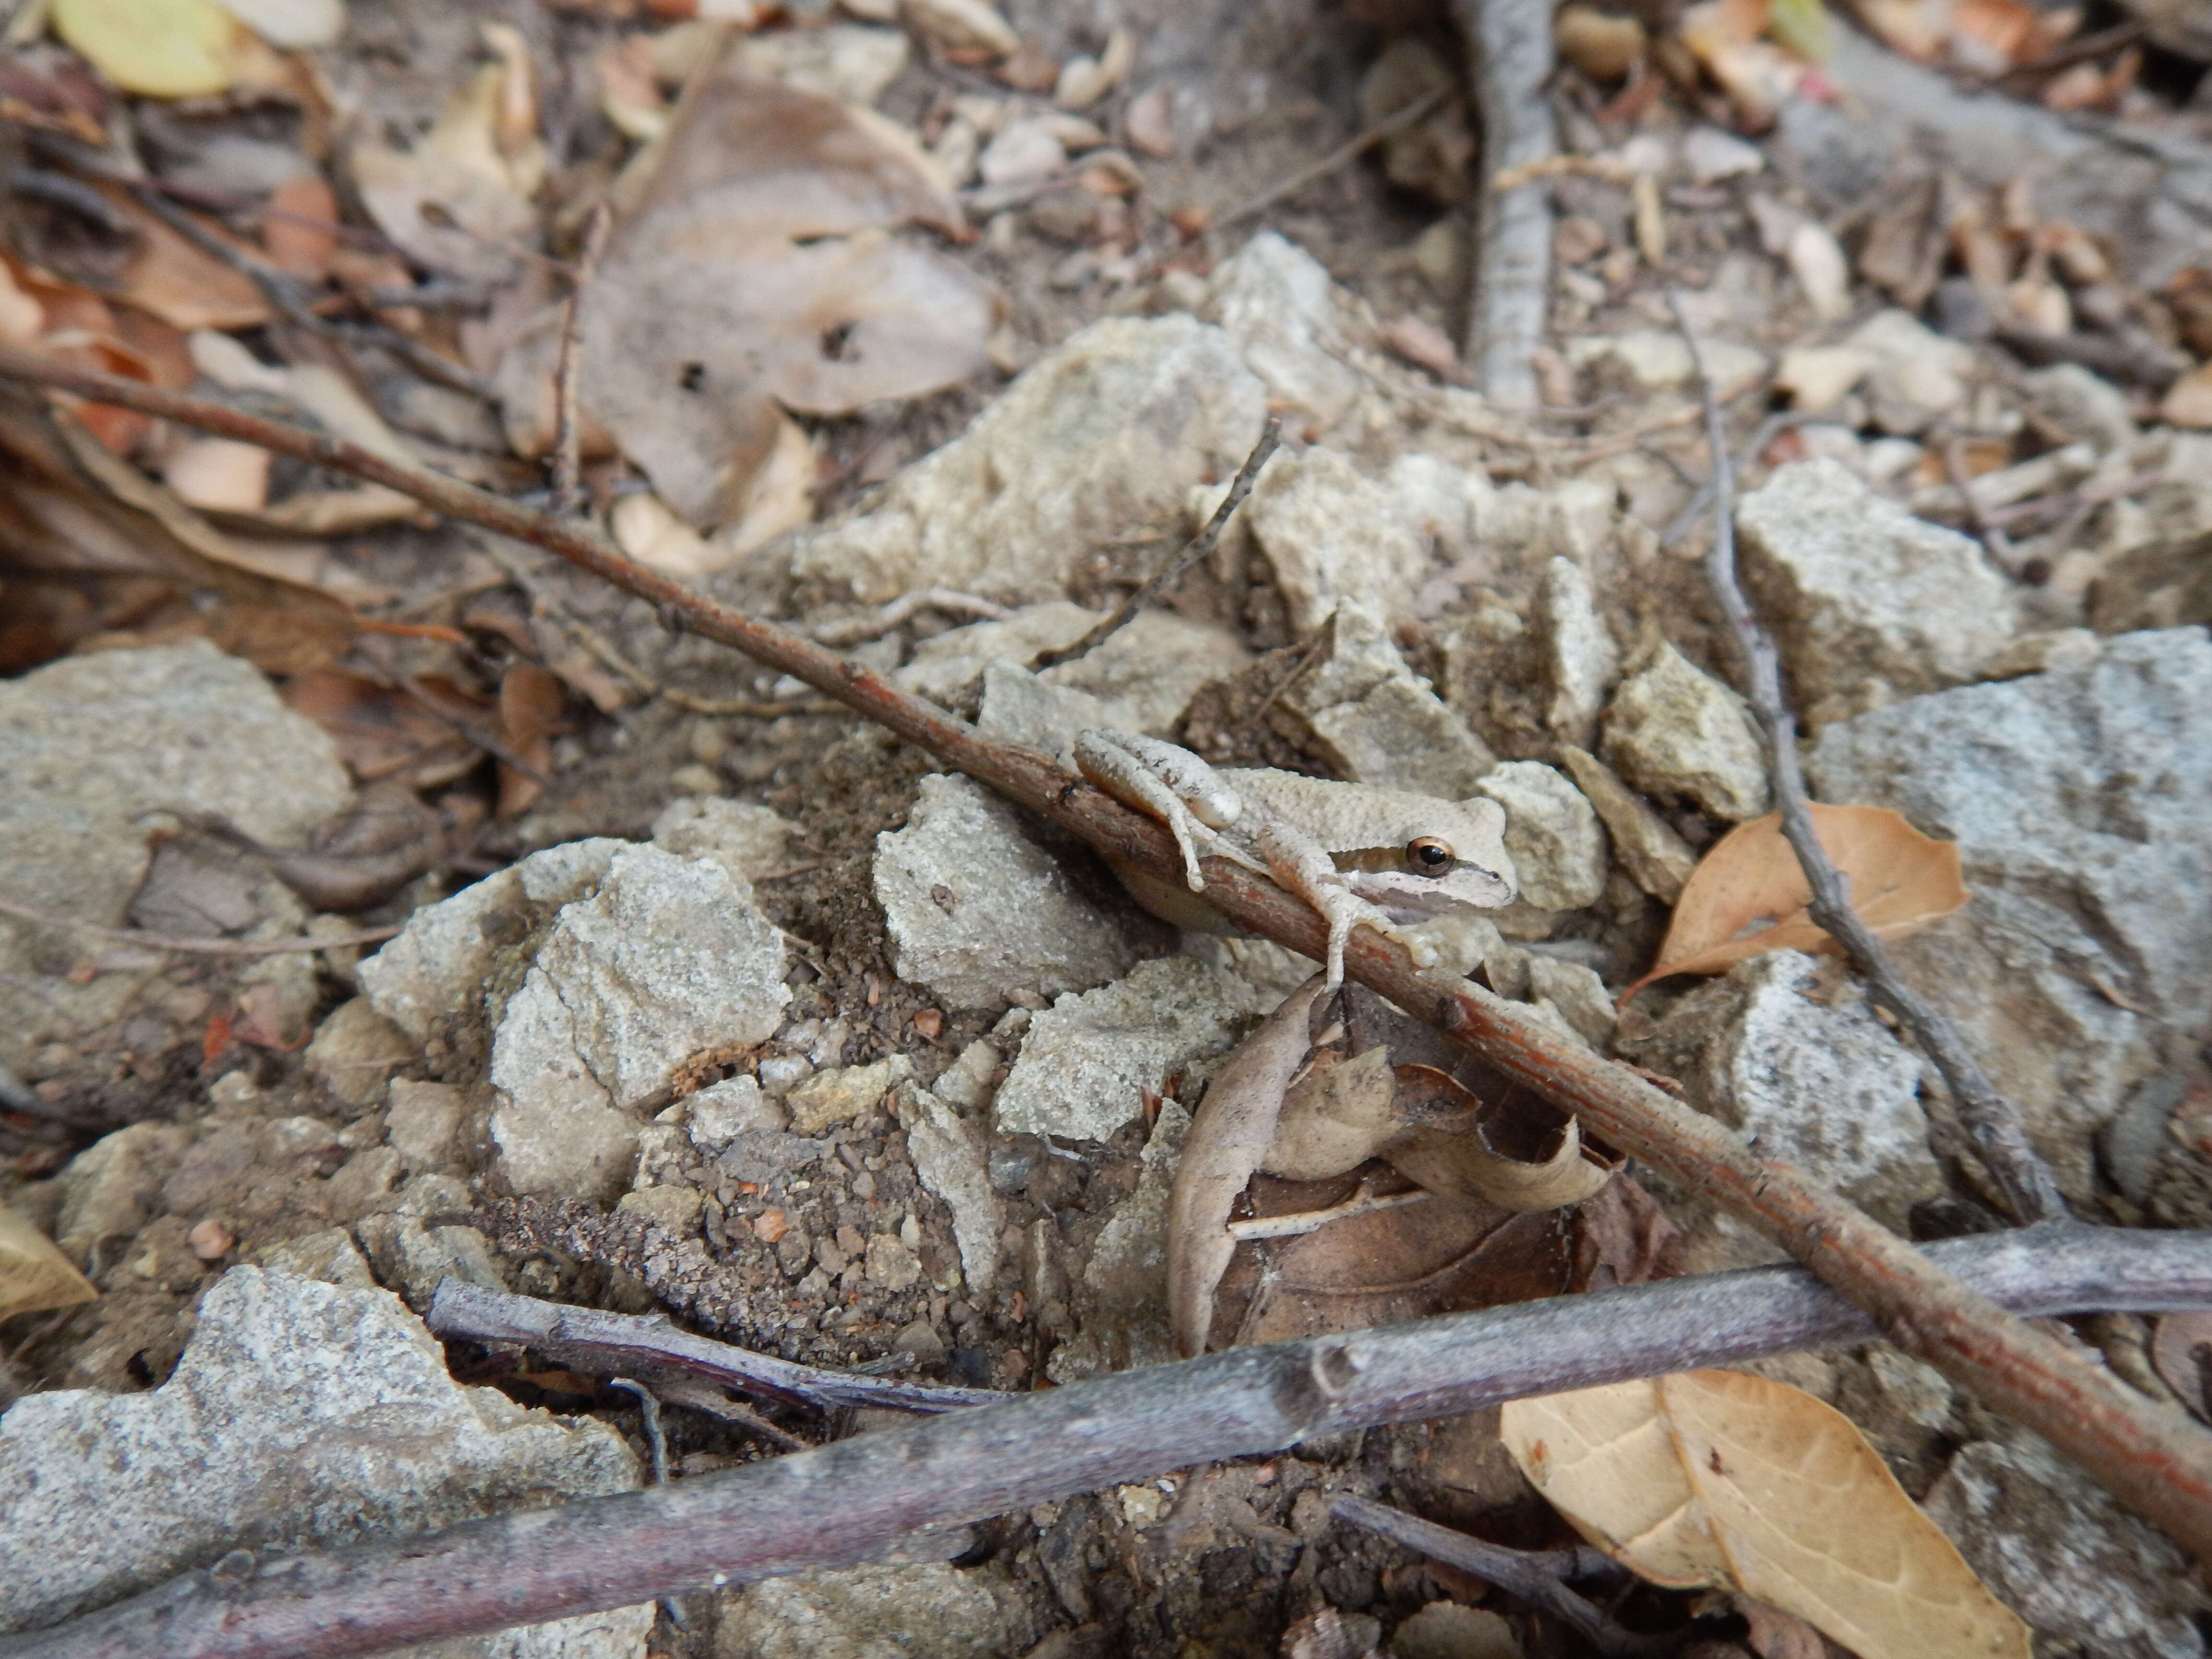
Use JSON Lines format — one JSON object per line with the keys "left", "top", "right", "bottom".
{"left": 1034, "top": 415, "right": 1280, "bottom": 669}
{"left": 1211, "top": 86, "right": 1451, "bottom": 235}
{"left": 0, "top": 344, "right": 2205, "bottom": 1566}
{"left": 549, "top": 205, "right": 612, "bottom": 520}
{"left": 0, "top": 897, "right": 400, "bottom": 958}
{"left": 1332, "top": 1497, "right": 1659, "bottom": 1658}
{"left": 1941, "top": 434, "right": 2020, "bottom": 575}
{"left": 7, "top": 1226, "right": 2209, "bottom": 1659}
{"left": 1665, "top": 289, "right": 2070, "bottom": 1229}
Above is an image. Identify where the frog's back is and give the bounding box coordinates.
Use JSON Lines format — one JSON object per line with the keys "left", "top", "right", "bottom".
{"left": 1220, "top": 769, "right": 1508, "bottom": 867}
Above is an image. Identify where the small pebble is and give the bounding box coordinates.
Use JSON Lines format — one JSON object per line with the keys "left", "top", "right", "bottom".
{"left": 187, "top": 1218, "right": 235, "bottom": 1261}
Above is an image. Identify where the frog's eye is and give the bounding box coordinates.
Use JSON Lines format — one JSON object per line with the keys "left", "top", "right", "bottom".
{"left": 1406, "top": 836, "right": 1455, "bottom": 876}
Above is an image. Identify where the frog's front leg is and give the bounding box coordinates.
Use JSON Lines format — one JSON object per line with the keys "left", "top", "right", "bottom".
{"left": 1250, "top": 818, "right": 1442, "bottom": 993}
{"left": 1073, "top": 730, "right": 1248, "bottom": 891}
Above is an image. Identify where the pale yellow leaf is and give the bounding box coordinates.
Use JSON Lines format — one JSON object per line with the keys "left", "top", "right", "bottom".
{"left": 1502, "top": 1369, "right": 2032, "bottom": 1659}
{"left": 0, "top": 1201, "right": 97, "bottom": 1322}
{"left": 1628, "top": 803, "right": 1967, "bottom": 994}
{"left": 51, "top": 0, "right": 247, "bottom": 96}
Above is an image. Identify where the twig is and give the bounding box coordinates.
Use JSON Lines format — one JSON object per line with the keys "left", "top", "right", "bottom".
{"left": 9, "top": 1226, "right": 2210, "bottom": 1659}
{"left": 0, "top": 344, "right": 2206, "bottom": 1563}
{"left": 604, "top": 1380, "right": 685, "bottom": 1628}
{"left": 426, "top": 1282, "right": 1008, "bottom": 1415}
{"left": 0, "top": 897, "right": 399, "bottom": 958}
{"left": 810, "top": 589, "right": 1012, "bottom": 648}
{"left": 656, "top": 691, "right": 848, "bottom": 719}
{"left": 1983, "top": 467, "right": 2164, "bottom": 531}
{"left": 1331, "top": 1497, "right": 1660, "bottom": 1658}
{"left": 549, "top": 206, "right": 611, "bottom": 520}
{"left": 1227, "top": 1182, "right": 1431, "bottom": 1242}
{"left": 1659, "top": 409, "right": 1810, "bottom": 551}
{"left": 1034, "top": 416, "right": 1280, "bottom": 669}
{"left": 1455, "top": 0, "right": 1556, "bottom": 409}
{"left": 1210, "top": 87, "right": 1451, "bottom": 235}
{"left": 1666, "top": 291, "right": 2071, "bottom": 1230}
{"left": 1940, "top": 435, "right": 2020, "bottom": 575}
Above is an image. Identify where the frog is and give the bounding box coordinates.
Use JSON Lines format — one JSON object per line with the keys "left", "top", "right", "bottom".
{"left": 1071, "top": 729, "right": 1517, "bottom": 991}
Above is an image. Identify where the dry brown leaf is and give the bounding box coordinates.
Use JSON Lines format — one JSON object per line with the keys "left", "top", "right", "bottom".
{"left": 2151, "top": 1310, "right": 2212, "bottom": 1417}
{"left": 1167, "top": 977, "right": 1325, "bottom": 1358}
{"left": 497, "top": 50, "right": 991, "bottom": 529}
{"left": 1627, "top": 804, "right": 1967, "bottom": 995}
{"left": 263, "top": 174, "right": 340, "bottom": 280}
{"left": 1382, "top": 1065, "right": 1615, "bottom": 1211}
{"left": 2160, "top": 362, "right": 2212, "bottom": 429}
{"left": 1262, "top": 1045, "right": 1401, "bottom": 1181}
{"left": 282, "top": 670, "right": 474, "bottom": 784}
{"left": 101, "top": 189, "right": 271, "bottom": 332}
{"left": 0, "top": 1201, "right": 97, "bottom": 1322}
{"left": 496, "top": 661, "right": 565, "bottom": 817}
{"left": 163, "top": 436, "right": 272, "bottom": 511}
{"left": 1502, "top": 1369, "right": 2031, "bottom": 1659}
{"left": 351, "top": 24, "right": 545, "bottom": 285}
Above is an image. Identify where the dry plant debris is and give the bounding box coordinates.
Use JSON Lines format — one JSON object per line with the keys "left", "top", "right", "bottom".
{"left": 1628, "top": 803, "right": 1970, "bottom": 993}
{"left": 1503, "top": 1368, "right": 2031, "bottom": 1659}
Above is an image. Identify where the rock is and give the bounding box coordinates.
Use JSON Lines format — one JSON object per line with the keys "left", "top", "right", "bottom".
{"left": 902, "top": 603, "right": 1248, "bottom": 736}
{"left": 901, "top": 0, "right": 1017, "bottom": 55}
{"left": 0, "top": 1267, "right": 648, "bottom": 1655}
{"left": 255, "top": 1226, "right": 377, "bottom": 1290}
{"left": 787, "top": 1056, "right": 913, "bottom": 1136}
{"left": 682, "top": 1074, "right": 788, "bottom": 1150}
{"left": 1556, "top": 745, "right": 1698, "bottom": 902}
{"left": 784, "top": 314, "right": 1265, "bottom": 603}
{"left": 2021, "top": 362, "right": 2136, "bottom": 454}
{"left": 384, "top": 1078, "right": 465, "bottom": 1171}
{"left": 1599, "top": 644, "right": 1770, "bottom": 820}
{"left": 977, "top": 117, "right": 1065, "bottom": 188}
{"left": 1563, "top": 331, "right": 1768, "bottom": 394}
{"left": 1683, "top": 125, "right": 1765, "bottom": 182}
{"left": 0, "top": 641, "right": 351, "bottom": 1074}
{"left": 1391, "top": 1601, "right": 1521, "bottom": 1659}
{"left": 2092, "top": 532, "right": 2212, "bottom": 635}
{"left": 1472, "top": 762, "right": 1608, "bottom": 914}
{"left": 1775, "top": 345, "right": 1873, "bottom": 414}
{"left": 1846, "top": 309, "right": 1975, "bottom": 433}
{"left": 1267, "top": 601, "right": 1495, "bottom": 796}
{"left": 51, "top": 1122, "right": 193, "bottom": 1268}
{"left": 1616, "top": 951, "right": 1943, "bottom": 1228}
{"left": 1534, "top": 556, "right": 1620, "bottom": 748}
{"left": 1526, "top": 955, "right": 1617, "bottom": 1050}
{"left": 1808, "top": 629, "right": 2212, "bottom": 1201}
{"left": 1925, "top": 1428, "right": 2204, "bottom": 1659}
{"left": 864, "top": 1230, "right": 922, "bottom": 1291}
{"left": 1200, "top": 232, "right": 1369, "bottom": 429}
{"left": 974, "top": 661, "right": 1114, "bottom": 760}
{"left": 1244, "top": 450, "right": 1489, "bottom": 636}
{"left": 1046, "top": 1101, "right": 1190, "bottom": 1382}
{"left": 874, "top": 773, "right": 1140, "bottom": 1010}
{"left": 901, "top": 1082, "right": 1002, "bottom": 1293}
{"left": 302, "top": 997, "right": 414, "bottom": 1114}
{"left": 1735, "top": 458, "right": 2020, "bottom": 722}
{"left": 1470, "top": 477, "right": 1619, "bottom": 572}
{"left": 488, "top": 845, "right": 787, "bottom": 1202}
{"left": 992, "top": 957, "right": 1272, "bottom": 1141}
{"left": 354, "top": 1174, "right": 510, "bottom": 1310}
{"left": 361, "top": 838, "right": 623, "bottom": 1048}
{"left": 650, "top": 796, "right": 795, "bottom": 886}
{"left": 717, "top": 1560, "right": 1014, "bottom": 1659}
{"left": 1980, "top": 628, "right": 2102, "bottom": 680}
{"left": 617, "top": 1184, "right": 705, "bottom": 1236}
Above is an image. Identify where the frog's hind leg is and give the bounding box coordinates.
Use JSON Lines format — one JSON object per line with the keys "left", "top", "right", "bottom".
{"left": 1074, "top": 730, "right": 1242, "bottom": 891}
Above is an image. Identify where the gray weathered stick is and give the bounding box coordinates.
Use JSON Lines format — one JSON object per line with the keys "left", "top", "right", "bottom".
{"left": 5, "top": 1225, "right": 2206, "bottom": 1659}
{"left": 1456, "top": 0, "right": 1555, "bottom": 408}
{"left": 1666, "top": 291, "right": 2071, "bottom": 1227}
{"left": 427, "top": 1281, "right": 1008, "bottom": 1413}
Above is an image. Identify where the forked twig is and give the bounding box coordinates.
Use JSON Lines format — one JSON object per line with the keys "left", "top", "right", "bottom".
{"left": 1665, "top": 290, "right": 2069, "bottom": 1228}
{"left": 5, "top": 1226, "right": 2208, "bottom": 1659}
{"left": 0, "top": 343, "right": 2204, "bottom": 1572}
{"left": 1033, "top": 416, "right": 1281, "bottom": 669}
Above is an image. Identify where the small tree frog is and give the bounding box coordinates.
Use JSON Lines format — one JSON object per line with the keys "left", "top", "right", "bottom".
{"left": 1072, "top": 729, "right": 1516, "bottom": 990}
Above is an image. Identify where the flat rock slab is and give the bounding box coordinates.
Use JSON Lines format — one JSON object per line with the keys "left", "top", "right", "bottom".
{"left": 0, "top": 1266, "right": 650, "bottom": 1657}
{"left": 1809, "top": 628, "right": 2212, "bottom": 1200}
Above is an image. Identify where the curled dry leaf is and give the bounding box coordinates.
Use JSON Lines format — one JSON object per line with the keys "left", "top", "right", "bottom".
{"left": 1384, "top": 1065, "right": 1615, "bottom": 1211}
{"left": 1167, "top": 976, "right": 1326, "bottom": 1358}
{"left": 1262, "top": 1045, "right": 1400, "bottom": 1181}
{"left": 0, "top": 1202, "right": 97, "bottom": 1323}
{"left": 1627, "top": 803, "right": 1968, "bottom": 996}
{"left": 496, "top": 48, "right": 992, "bottom": 530}
{"left": 1501, "top": 1369, "right": 2030, "bottom": 1659}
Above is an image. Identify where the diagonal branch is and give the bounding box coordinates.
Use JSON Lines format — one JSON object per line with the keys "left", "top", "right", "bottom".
{"left": 0, "top": 343, "right": 2205, "bottom": 1566}
{"left": 4, "top": 1226, "right": 2209, "bottom": 1659}
{"left": 1664, "top": 292, "right": 2070, "bottom": 1227}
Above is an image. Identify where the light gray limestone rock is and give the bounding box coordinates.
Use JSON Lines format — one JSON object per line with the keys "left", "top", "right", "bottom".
{"left": 1600, "top": 643, "right": 1770, "bottom": 820}
{"left": 1808, "top": 628, "right": 2212, "bottom": 1201}
{"left": 650, "top": 796, "right": 795, "bottom": 886}
{"left": 901, "top": 1081, "right": 1001, "bottom": 1293}
{"left": 992, "top": 957, "right": 1273, "bottom": 1142}
{"left": 1472, "top": 762, "right": 1607, "bottom": 914}
{"left": 0, "top": 1267, "right": 649, "bottom": 1656}
{"left": 1200, "top": 231, "right": 1367, "bottom": 429}
{"left": 717, "top": 1560, "right": 1015, "bottom": 1659}
{"left": 1735, "top": 457, "right": 2020, "bottom": 723}
{"left": 1535, "top": 555, "right": 1621, "bottom": 749}
{"left": 1045, "top": 1100, "right": 1190, "bottom": 1382}
{"left": 874, "top": 773, "right": 1139, "bottom": 1010}
{"left": 1269, "top": 601, "right": 1495, "bottom": 797}
{"left": 784, "top": 314, "right": 1266, "bottom": 603}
